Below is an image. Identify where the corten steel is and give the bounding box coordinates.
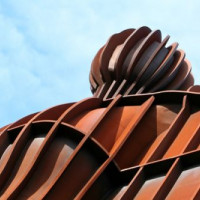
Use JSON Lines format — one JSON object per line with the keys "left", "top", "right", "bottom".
{"left": 90, "top": 27, "right": 194, "bottom": 99}
{"left": 0, "top": 26, "right": 200, "bottom": 200}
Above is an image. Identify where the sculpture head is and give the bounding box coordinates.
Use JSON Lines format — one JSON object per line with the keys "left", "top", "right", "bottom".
{"left": 90, "top": 26, "right": 194, "bottom": 99}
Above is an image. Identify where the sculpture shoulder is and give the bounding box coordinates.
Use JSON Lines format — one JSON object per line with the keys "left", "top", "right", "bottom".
{"left": 0, "top": 102, "right": 76, "bottom": 133}
{"left": 0, "top": 125, "right": 10, "bottom": 133}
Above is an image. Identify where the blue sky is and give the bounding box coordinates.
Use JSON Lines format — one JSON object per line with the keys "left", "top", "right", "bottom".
{"left": 0, "top": 0, "right": 200, "bottom": 127}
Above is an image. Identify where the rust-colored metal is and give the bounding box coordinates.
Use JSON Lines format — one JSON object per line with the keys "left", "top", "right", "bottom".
{"left": 90, "top": 26, "right": 194, "bottom": 99}
{"left": 0, "top": 26, "right": 199, "bottom": 200}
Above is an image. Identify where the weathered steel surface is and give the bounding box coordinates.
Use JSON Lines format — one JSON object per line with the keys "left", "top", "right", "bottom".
{"left": 0, "top": 27, "right": 199, "bottom": 200}
{"left": 90, "top": 26, "right": 194, "bottom": 99}
{"left": 0, "top": 91, "right": 199, "bottom": 199}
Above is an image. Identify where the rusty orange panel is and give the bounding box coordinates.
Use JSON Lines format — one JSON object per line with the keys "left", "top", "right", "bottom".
{"left": 0, "top": 26, "right": 199, "bottom": 199}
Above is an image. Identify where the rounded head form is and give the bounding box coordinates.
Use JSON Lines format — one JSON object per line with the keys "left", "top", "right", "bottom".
{"left": 90, "top": 26, "right": 194, "bottom": 99}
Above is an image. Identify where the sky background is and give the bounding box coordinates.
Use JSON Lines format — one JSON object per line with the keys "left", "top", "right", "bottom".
{"left": 0, "top": 0, "right": 200, "bottom": 127}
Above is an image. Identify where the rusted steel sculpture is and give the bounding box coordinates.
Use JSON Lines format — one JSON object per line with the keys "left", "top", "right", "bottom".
{"left": 0, "top": 26, "right": 199, "bottom": 200}
{"left": 90, "top": 27, "right": 194, "bottom": 99}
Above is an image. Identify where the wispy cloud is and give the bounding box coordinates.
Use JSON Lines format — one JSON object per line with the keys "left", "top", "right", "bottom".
{"left": 0, "top": 0, "right": 200, "bottom": 126}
